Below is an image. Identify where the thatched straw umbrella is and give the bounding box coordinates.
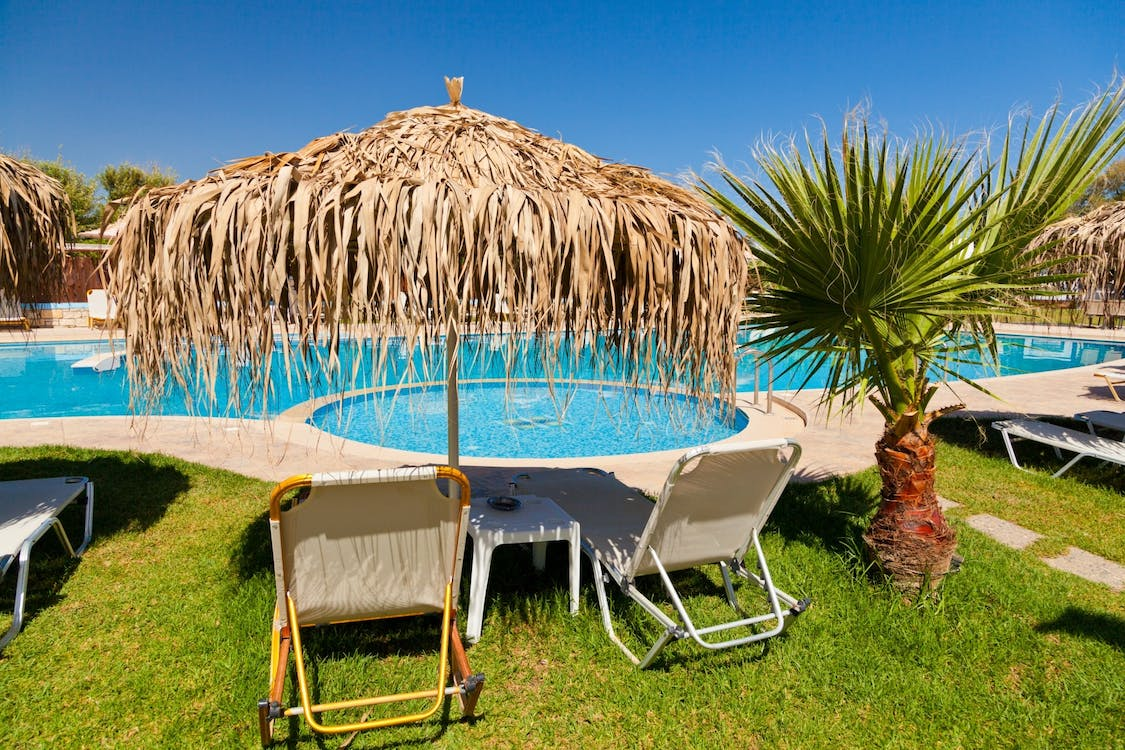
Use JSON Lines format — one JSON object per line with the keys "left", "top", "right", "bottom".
{"left": 1029, "top": 201, "right": 1125, "bottom": 304}
{"left": 106, "top": 78, "right": 749, "bottom": 469}
{"left": 0, "top": 154, "right": 74, "bottom": 303}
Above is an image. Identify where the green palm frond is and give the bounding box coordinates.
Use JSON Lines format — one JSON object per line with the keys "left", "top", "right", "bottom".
{"left": 699, "top": 79, "right": 1125, "bottom": 427}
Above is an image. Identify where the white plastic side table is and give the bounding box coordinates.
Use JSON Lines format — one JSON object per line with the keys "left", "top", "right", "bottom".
{"left": 465, "top": 494, "right": 580, "bottom": 643}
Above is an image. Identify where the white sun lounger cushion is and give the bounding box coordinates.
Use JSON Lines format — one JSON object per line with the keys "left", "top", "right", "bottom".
{"left": 280, "top": 469, "right": 460, "bottom": 626}
{"left": 0, "top": 477, "right": 90, "bottom": 562}
{"left": 1075, "top": 410, "right": 1125, "bottom": 434}
{"left": 993, "top": 418, "right": 1125, "bottom": 476}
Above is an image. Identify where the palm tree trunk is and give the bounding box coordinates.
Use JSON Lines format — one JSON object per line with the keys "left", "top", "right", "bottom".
{"left": 863, "top": 422, "right": 957, "bottom": 593}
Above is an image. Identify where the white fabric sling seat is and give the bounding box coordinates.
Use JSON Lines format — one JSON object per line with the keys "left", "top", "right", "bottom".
{"left": 0, "top": 476, "right": 94, "bottom": 650}
{"left": 258, "top": 466, "right": 483, "bottom": 745}
{"left": 992, "top": 418, "right": 1125, "bottom": 477}
{"left": 513, "top": 438, "right": 807, "bottom": 669}
{"left": 1074, "top": 409, "right": 1125, "bottom": 436}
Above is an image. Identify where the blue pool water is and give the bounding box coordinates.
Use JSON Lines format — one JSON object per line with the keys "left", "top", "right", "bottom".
{"left": 309, "top": 381, "right": 748, "bottom": 458}
{"left": 1, "top": 332, "right": 1122, "bottom": 456}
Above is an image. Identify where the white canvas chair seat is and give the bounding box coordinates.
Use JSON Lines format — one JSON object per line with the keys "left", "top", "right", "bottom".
{"left": 258, "top": 466, "right": 483, "bottom": 745}
{"left": 513, "top": 439, "right": 807, "bottom": 668}
{"left": 993, "top": 418, "right": 1125, "bottom": 477}
{"left": 1, "top": 477, "right": 94, "bottom": 650}
{"left": 1075, "top": 409, "right": 1125, "bottom": 436}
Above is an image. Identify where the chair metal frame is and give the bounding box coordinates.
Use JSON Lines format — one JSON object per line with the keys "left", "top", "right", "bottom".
{"left": 993, "top": 418, "right": 1125, "bottom": 477}
{"left": 0, "top": 477, "right": 94, "bottom": 650}
{"left": 516, "top": 439, "right": 809, "bottom": 669}
{"left": 257, "top": 466, "right": 483, "bottom": 745}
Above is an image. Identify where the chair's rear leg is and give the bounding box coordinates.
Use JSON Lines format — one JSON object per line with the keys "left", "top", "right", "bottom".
{"left": 258, "top": 628, "right": 291, "bottom": 746}
{"left": 448, "top": 621, "right": 484, "bottom": 716}
{"left": 719, "top": 561, "right": 738, "bottom": 609}
{"left": 1051, "top": 453, "right": 1087, "bottom": 477}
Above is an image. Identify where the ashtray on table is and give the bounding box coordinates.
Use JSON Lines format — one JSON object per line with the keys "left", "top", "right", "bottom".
{"left": 486, "top": 496, "right": 522, "bottom": 511}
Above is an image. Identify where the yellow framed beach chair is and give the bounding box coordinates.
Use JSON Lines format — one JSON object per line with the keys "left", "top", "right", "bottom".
{"left": 257, "top": 467, "right": 483, "bottom": 745}
{"left": 0, "top": 291, "right": 29, "bottom": 330}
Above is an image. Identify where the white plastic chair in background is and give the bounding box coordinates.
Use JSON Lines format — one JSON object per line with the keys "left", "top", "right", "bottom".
{"left": 86, "top": 289, "right": 117, "bottom": 329}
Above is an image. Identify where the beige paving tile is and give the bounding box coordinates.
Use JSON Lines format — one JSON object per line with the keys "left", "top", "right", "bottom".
{"left": 1043, "top": 547, "right": 1125, "bottom": 592}
{"left": 964, "top": 514, "right": 1043, "bottom": 550}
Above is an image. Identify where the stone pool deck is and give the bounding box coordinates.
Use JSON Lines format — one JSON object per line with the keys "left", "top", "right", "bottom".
{"left": 3, "top": 322, "right": 1123, "bottom": 589}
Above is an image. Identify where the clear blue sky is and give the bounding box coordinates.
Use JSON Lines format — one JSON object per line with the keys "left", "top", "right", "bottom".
{"left": 1, "top": 1, "right": 1122, "bottom": 187}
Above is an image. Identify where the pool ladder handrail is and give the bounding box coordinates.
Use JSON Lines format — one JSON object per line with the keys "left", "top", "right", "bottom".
{"left": 739, "top": 347, "right": 774, "bottom": 415}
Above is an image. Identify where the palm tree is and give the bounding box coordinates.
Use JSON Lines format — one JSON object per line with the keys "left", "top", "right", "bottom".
{"left": 698, "top": 82, "right": 1125, "bottom": 593}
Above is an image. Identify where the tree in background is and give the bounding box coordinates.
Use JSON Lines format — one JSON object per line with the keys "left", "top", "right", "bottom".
{"left": 97, "top": 162, "right": 177, "bottom": 205}
{"left": 1071, "top": 157, "right": 1125, "bottom": 214}
{"left": 28, "top": 157, "right": 99, "bottom": 236}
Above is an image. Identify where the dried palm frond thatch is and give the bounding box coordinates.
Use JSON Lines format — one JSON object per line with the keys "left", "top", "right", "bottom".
{"left": 107, "top": 78, "right": 748, "bottom": 432}
{"left": 0, "top": 154, "right": 74, "bottom": 302}
{"left": 1029, "top": 200, "right": 1125, "bottom": 300}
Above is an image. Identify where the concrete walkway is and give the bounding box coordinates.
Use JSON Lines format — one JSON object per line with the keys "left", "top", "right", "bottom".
{"left": 2, "top": 321, "right": 1123, "bottom": 589}
{"left": 946, "top": 499, "right": 1124, "bottom": 592}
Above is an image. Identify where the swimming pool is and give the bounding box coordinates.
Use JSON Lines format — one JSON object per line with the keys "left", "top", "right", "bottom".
{"left": 1, "top": 332, "right": 1121, "bottom": 455}
{"left": 309, "top": 381, "right": 748, "bottom": 458}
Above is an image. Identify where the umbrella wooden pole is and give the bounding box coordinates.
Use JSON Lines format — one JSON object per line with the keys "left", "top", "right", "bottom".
{"left": 446, "top": 309, "right": 460, "bottom": 498}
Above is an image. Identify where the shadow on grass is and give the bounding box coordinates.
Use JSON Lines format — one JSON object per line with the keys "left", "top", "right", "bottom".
{"left": 228, "top": 460, "right": 879, "bottom": 675}
{"left": 930, "top": 413, "right": 1125, "bottom": 492}
{"left": 1036, "top": 606, "right": 1125, "bottom": 653}
{"left": 233, "top": 508, "right": 273, "bottom": 582}
{"left": 770, "top": 472, "right": 879, "bottom": 554}
{"left": 0, "top": 446, "right": 189, "bottom": 643}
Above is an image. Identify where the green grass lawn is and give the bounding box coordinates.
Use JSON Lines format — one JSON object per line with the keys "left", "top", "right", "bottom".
{"left": 0, "top": 439, "right": 1121, "bottom": 749}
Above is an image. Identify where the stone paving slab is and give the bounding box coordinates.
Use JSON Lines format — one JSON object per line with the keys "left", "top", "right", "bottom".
{"left": 1043, "top": 547, "right": 1125, "bottom": 592}
{"left": 964, "top": 514, "right": 1043, "bottom": 550}
{"left": 937, "top": 496, "right": 961, "bottom": 510}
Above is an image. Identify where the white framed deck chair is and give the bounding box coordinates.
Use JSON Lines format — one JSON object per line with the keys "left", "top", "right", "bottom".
{"left": 513, "top": 438, "right": 808, "bottom": 669}
{"left": 257, "top": 466, "right": 484, "bottom": 746}
{"left": 992, "top": 418, "right": 1125, "bottom": 477}
{"left": 1075, "top": 409, "right": 1125, "bottom": 438}
{"left": 1, "top": 476, "right": 94, "bottom": 650}
{"left": 86, "top": 289, "right": 117, "bottom": 329}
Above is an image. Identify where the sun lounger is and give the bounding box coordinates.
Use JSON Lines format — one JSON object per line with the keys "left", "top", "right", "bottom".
{"left": 257, "top": 466, "right": 483, "bottom": 745}
{"left": 0, "top": 292, "right": 29, "bottom": 330}
{"left": 512, "top": 438, "right": 807, "bottom": 668}
{"left": 86, "top": 289, "right": 117, "bottom": 329}
{"left": 992, "top": 418, "right": 1125, "bottom": 477}
{"left": 1092, "top": 367, "right": 1125, "bottom": 401}
{"left": 0, "top": 476, "right": 94, "bottom": 650}
{"left": 1074, "top": 410, "right": 1125, "bottom": 437}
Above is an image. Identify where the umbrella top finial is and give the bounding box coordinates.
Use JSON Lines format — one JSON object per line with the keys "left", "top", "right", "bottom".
{"left": 444, "top": 76, "right": 464, "bottom": 107}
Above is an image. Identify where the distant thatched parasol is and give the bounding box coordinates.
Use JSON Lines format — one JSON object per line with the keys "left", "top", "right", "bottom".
{"left": 0, "top": 154, "right": 74, "bottom": 302}
{"left": 1029, "top": 200, "right": 1125, "bottom": 299}
{"left": 107, "top": 78, "right": 749, "bottom": 466}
